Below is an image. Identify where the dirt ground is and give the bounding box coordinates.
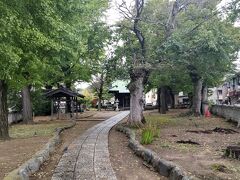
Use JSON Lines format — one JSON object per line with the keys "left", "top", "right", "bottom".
{"left": 109, "top": 127, "right": 167, "bottom": 180}
{"left": 30, "top": 110, "right": 119, "bottom": 179}
{"left": 140, "top": 109, "right": 240, "bottom": 180}
{"left": 5, "top": 109, "right": 237, "bottom": 180}
{"left": 0, "top": 110, "right": 119, "bottom": 180}
{"left": 0, "top": 136, "right": 49, "bottom": 179}
{"left": 0, "top": 119, "right": 74, "bottom": 179}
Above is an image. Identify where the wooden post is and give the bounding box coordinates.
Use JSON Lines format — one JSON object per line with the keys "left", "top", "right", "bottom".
{"left": 70, "top": 97, "right": 73, "bottom": 119}
{"left": 51, "top": 99, "right": 53, "bottom": 120}
{"left": 76, "top": 97, "right": 78, "bottom": 119}
{"left": 57, "top": 98, "right": 60, "bottom": 120}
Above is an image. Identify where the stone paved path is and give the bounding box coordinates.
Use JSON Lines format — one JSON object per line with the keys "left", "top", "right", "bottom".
{"left": 52, "top": 111, "right": 129, "bottom": 180}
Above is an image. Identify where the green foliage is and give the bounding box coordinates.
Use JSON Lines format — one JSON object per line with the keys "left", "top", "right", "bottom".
{"left": 113, "top": 0, "right": 240, "bottom": 94}
{"left": 163, "top": 2, "right": 240, "bottom": 87}
{"left": 141, "top": 129, "right": 154, "bottom": 144}
{"left": 0, "top": 0, "right": 109, "bottom": 90}
{"left": 7, "top": 89, "right": 22, "bottom": 112}
{"left": 141, "top": 117, "right": 160, "bottom": 144}
{"left": 225, "top": 0, "right": 240, "bottom": 23}
{"left": 31, "top": 89, "right": 51, "bottom": 116}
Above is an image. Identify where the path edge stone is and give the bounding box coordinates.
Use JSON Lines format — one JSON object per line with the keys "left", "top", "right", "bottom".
{"left": 115, "top": 124, "right": 199, "bottom": 180}
{"left": 4, "top": 121, "right": 76, "bottom": 180}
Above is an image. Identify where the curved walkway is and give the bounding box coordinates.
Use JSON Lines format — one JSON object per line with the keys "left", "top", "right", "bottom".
{"left": 52, "top": 111, "right": 130, "bottom": 180}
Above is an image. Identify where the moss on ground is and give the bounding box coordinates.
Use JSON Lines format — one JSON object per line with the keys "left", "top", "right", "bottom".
{"left": 9, "top": 122, "right": 70, "bottom": 139}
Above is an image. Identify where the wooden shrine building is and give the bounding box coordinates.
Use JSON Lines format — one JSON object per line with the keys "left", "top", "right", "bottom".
{"left": 109, "top": 80, "right": 130, "bottom": 110}
{"left": 45, "top": 87, "right": 84, "bottom": 119}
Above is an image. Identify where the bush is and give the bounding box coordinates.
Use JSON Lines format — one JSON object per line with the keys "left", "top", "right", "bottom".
{"left": 140, "top": 119, "right": 160, "bottom": 144}
{"left": 141, "top": 128, "right": 154, "bottom": 144}
{"left": 32, "top": 89, "right": 51, "bottom": 116}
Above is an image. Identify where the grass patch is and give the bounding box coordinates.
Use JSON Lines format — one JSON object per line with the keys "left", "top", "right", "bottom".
{"left": 144, "top": 112, "right": 218, "bottom": 129}
{"left": 141, "top": 129, "right": 154, "bottom": 144}
{"left": 159, "top": 141, "right": 172, "bottom": 148}
{"left": 140, "top": 116, "right": 160, "bottom": 144}
{"left": 144, "top": 114, "right": 171, "bottom": 127}
{"left": 211, "top": 163, "right": 228, "bottom": 172}
{"left": 157, "top": 139, "right": 198, "bottom": 152}
{"left": 9, "top": 122, "right": 70, "bottom": 139}
{"left": 176, "top": 143, "right": 199, "bottom": 152}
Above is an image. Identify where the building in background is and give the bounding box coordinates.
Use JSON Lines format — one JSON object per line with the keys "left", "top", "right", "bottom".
{"left": 108, "top": 80, "right": 130, "bottom": 110}
{"left": 225, "top": 73, "right": 240, "bottom": 104}
{"left": 145, "top": 89, "right": 157, "bottom": 106}
{"left": 208, "top": 84, "right": 228, "bottom": 104}
{"left": 108, "top": 80, "right": 159, "bottom": 109}
{"left": 208, "top": 73, "right": 240, "bottom": 105}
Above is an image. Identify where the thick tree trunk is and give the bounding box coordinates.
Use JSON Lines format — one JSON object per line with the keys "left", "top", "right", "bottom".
{"left": 165, "top": 92, "right": 169, "bottom": 111}
{"left": 192, "top": 79, "right": 203, "bottom": 116}
{"left": 97, "top": 76, "right": 104, "bottom": 111}
{"left": 128, "top": 78, "right": 145, "bottom": 126}
{"left": 97, "top": 96, "right": 102, "bottom": 111}
{"left": 0, "top": 80, "right": 9, "bottom": 140}
{"left": 188, "top": 92, "right": 193, "bottom": 108}
{"left": 22, "top": 85, "right": 33, "bottom": 124}
{"left": 128, "top": 68, "right": 148, "bottom": 126}
{"left": 201, "top": 85, "right": 208, "bottom": 115}
{"left": 65, "top": 82, "right": 72, "bottom": 113}
{"left": 169, "top": 88, "right": 175, "bottom": 109}
{"left": 157, "top": 87, "right": 161, "bottom": 113}
{"left": 160, "top": 86, "right": 167, "bottom": 114}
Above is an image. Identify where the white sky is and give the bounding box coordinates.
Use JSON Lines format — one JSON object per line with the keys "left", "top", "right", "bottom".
{"left": 104, "top": 0, "right": 133, "bottom": 25}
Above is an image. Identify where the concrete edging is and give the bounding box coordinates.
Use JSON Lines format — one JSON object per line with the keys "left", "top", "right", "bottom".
{"left": 4, "top": 121, "right": 76, "bottom": 180}
{"left": 211, "top": 105, "right": 240, "bottom": 127}
{"left": 116, "top": 124, "right": 197, "bottom": 180}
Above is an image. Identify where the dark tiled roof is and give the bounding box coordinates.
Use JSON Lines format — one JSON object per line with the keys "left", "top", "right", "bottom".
{"left": 45, "top": 88, "right": 84, "bottom": 98}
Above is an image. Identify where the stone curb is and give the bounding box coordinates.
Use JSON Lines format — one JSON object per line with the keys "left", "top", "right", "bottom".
{"left": 4, "top": 121, "right": 76, "bottom": 180}
{"left": 116, "top": 124, "right": 198, "bottom": 180}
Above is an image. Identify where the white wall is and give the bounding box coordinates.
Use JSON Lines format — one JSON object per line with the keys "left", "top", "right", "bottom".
{"left": 145, "top": 89, "right": 157, "bottom": 106}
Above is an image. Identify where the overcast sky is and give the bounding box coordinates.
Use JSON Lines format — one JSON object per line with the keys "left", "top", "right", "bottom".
{"left": 104, "top": 0, "right": 133, "bottom": 25}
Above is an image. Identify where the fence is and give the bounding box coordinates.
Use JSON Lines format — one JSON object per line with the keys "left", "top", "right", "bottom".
{"left": 211, "top": 105, "right": 240, "bottom": 127}
{"left": 8, "top": 112, "right": 22, "bottom": 124}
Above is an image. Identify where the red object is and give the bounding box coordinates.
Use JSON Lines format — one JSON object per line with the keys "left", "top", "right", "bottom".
{"left": 205, "top": 109, "right": 211, "bottom": 118}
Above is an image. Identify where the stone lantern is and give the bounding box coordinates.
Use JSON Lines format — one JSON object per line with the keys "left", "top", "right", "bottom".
{"left": 115, "top": 99, "right": 119, "bottom": 111}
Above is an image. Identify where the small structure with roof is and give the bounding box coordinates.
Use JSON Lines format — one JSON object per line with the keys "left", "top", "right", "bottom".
{"left": 45, "top": 87, "right": 84, "bottom": 119}
{"left": 109, "top": 80, "right": 130, "bottom": 110}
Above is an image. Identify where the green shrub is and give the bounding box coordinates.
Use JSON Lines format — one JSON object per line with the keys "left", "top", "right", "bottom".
{"left": 141, "top": 128, "right": 154, "bottom": 144}
{"left": 32, "top": 89, "right": 51, "bottom": 116}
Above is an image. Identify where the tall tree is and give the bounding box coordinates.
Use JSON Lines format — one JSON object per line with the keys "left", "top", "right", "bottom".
{"left": 0, "top": 0, "right": 60, "bottom": 137}
{"left": 164, "top": 1, "right": 240, "bottom": 116}
{"left": 114, "top": 0, "right": 191, "bottom": 124}
{"left": 0, "top": 0, "right": 109, "bottom": 139}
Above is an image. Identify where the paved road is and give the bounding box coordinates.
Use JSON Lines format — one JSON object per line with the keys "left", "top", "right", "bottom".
{"left": 52, "top": 111, "right": 130, "bottom": 180}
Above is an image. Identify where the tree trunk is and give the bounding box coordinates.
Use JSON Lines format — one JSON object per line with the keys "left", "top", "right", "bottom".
{"left": 97, "top": 75, "right": 104, "bottom": 111}
{"left": 188, "top": 92, "right": 193, "bottom": 109}
{"left": 169, "top": 88, "right": 175, "bottom": 109}
{"left": 192, "top": 79, "right": 203, "bottom": 116}
{"left": 157, "top": 87, "right": 161, "bottom": 113}
{"left": 97, "top": 96, "right": 102, "bottom": 111}
{"left": 201, "top": 85, "right": 208, "bottom": 115}
{"left": 22, "top": 85, "right": 33, "bottom": 124}
{"left": 160, "top": 86, "right": 167, "bottom": 114}
{"left": 128, "top": 68, "right": 148, "bottom": 126}
{"left": 0, "top": 80, "right": 9, "bottom": 140}
{"left": 65, "top": 82, "right": 72, "bottom": 113}
{"left": 165, "top": 90, "right": 169, "bottom": 111}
